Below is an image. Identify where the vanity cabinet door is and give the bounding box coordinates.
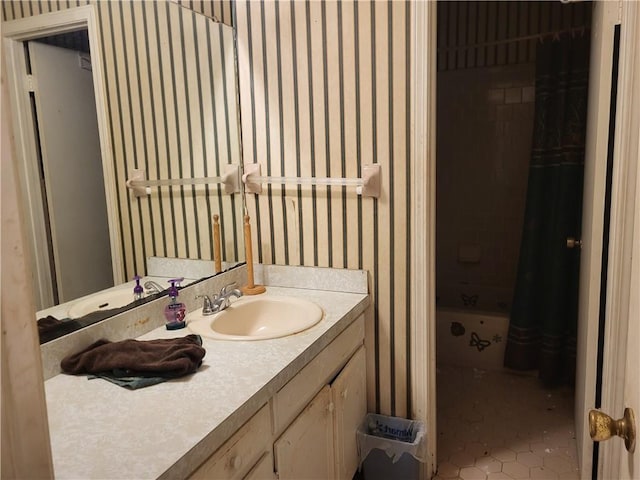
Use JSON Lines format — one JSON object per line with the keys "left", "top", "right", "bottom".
{"left": 272, "top": 315, "right": 365, "bottom": 436}
{"left": 274, "top": 385, "right": 335, "bottom": 480}
{"left": 331, "top": 345, "right": 367, "bottom": 480}
{"left": 243, "top": 451, "right": 276, "bottom": 480}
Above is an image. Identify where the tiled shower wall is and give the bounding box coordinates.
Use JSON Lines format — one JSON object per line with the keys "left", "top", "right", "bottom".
{"left": 435, "top": 1, "right": 591, "bottom": 313}
{"left": 436, "top": 64, "right": 535, "bottom": 313}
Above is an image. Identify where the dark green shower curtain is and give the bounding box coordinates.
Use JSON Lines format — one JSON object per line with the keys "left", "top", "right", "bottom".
{"left": 504, "top": 34, "right": 590, "bottom": 386}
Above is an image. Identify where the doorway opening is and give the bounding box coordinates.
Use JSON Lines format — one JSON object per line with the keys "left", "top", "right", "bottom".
{"left": 27, "top": 29, "right": 113, "bottom": 307}
{"left": 434, "top": 2, "right": 592, "bottom": 478}
{"left": 3, "top": 6, "right": 121, "bottom": 310}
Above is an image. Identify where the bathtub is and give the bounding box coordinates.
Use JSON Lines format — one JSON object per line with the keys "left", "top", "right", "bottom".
{"left": 436, "top": 308, "right": 509, "bottom": 370}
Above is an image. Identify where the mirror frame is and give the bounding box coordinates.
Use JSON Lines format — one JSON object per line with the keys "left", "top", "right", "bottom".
{"left": 3, "top": 5, "right": 124, "bottom": 309}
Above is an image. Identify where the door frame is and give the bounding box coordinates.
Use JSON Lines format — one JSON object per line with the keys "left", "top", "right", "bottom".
{"left": 2, "top": 5, "right": 123, "bottom": 309}
{"left": 597, "top": 1, "right": 640, "bottom": 478}
{"left": 1, "top": 62, "right": 54, "bottom": 479}
{"left": 411, "top": 1, "right": 640, "bottom": 479}
{"left": 410, "top": 1, "right": 437, "bottom": 478}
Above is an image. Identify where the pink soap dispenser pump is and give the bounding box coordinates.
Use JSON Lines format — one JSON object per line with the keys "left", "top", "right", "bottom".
{"left": 164, "top": 277, "right": 186, "bottom": 330}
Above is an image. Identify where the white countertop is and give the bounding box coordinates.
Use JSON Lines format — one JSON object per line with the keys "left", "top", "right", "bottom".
{"left": 44, "top": 286, "right": 369, "bottom": 479}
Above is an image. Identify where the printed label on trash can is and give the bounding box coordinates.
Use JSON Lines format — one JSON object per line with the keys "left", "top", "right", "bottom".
{"left": 357, "top": 413, "right": 427, "bottom": 467}
{"left": 368, "top": 417, "right": 416, "bottom": 442}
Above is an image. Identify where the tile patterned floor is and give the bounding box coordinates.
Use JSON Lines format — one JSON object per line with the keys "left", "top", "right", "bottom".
{"left": 435, "top": 366, "right": 580, "bottom": 480}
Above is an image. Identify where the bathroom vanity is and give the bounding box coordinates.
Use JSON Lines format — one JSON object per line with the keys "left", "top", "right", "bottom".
{"left": 190, "top": 314, "right": 366, "bottom": 480}
{"left": 42, "top": 266, "right": 369, "bottom": 479}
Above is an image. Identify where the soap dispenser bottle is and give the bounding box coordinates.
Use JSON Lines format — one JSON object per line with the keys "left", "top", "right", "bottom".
{"left": 164, "top": 278, "right": 186, "bottom": 330}
{"left": 133, "top": 275, "right": 144, "bottom": 301}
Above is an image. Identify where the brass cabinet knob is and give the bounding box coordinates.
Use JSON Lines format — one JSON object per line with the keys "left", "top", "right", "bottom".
{"left": 589, "top": 408, "right": 636, "bottom": 453}
{"left": 567, "top": 237, "right": 583, "bottom": 249}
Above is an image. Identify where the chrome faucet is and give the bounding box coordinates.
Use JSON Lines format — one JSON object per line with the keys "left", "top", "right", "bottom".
{"left": 144, "top": 280, "right": 165, "bottom": 295}
{"left": 196, "top": 295, "right": 215, "bottom": 315}
{"left": 196, "top": 283, "right": 242, "bottom": 315}
{"left": 211, "top": 283, "right": 243, "bottom": 313}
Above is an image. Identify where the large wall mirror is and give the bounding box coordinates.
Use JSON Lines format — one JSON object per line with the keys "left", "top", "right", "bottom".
{"left": 3, "top": 2, "right": 246, "bottom": 342}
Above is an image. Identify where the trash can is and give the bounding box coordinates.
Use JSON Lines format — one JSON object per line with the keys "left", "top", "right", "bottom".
{"left": 357, "top": 413, "right": 426, "bottom": 480}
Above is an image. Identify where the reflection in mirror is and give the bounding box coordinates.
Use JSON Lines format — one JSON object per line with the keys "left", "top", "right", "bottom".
{"left": 3, "top": 2, "right": 245, "bottom": 342}
{"left": 26, "top": 31, "right": 114, "bottom": 306}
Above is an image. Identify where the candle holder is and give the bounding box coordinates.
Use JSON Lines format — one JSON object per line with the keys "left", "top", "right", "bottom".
{"left": 241, "top": 214, "right": 265, "bottom": 295}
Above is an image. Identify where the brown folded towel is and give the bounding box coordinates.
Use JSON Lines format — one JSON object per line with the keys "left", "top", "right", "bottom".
{"left": 38, "top": 315, "right": 63, "bottom": 332}
{"left": 61, "top": 334, "right": 205, "bottom": 378}
{"left": 37, "top": 316, "right": 83, "bottom": 344}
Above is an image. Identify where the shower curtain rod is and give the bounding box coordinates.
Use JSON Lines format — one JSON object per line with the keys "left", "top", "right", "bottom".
{"left": 437, "top": 25, "right": 591, "bottom": 53}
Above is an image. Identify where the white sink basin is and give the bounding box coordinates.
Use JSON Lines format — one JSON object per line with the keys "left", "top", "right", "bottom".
{"left": 67, "top": 288, "right": 138, "bottom": 319}
{"left": 187, "top": 295, "right": 324, "bottom": 341}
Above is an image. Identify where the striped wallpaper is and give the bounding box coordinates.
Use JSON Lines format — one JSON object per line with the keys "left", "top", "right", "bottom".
{"left": 234, "top": 0, "right": 412, "bottom": 417}
{"left": 2, "top": 0, "right": 244, "bottom": 283}
{"left": 2, "top": 0, "right": 604, "bottom": 435}
{"left": 437, "top": 1, "right": 592, "bottom": 71}
{"left": 6, "top": 0, "right": 414, "bottom": 418}
{"left": 1, "top": 0, "right": 234, "bottom": 28}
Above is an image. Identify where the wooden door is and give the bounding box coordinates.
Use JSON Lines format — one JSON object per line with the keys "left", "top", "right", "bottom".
{"left": 244, "top": 452, "right": 276, "bottom": 480}
{"left": 616, "top": 173, "right": 640, "bottom": 479}
{"left": 574, "top": 1, "right": 620, "bottom": 476}
{"left": 595, "top": 3, "right": 640, "bottom": 477}
{"left": 331, "top": 346, "right": 367, "bottom": 480}
{"left": 274, "top": 385, "right": 335, "bottom": 480}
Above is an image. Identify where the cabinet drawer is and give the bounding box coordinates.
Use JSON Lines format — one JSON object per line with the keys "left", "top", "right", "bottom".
{"left": 272, "top": 315, "right": 365, "bottom": 435}
{"left": 190, "top": 405, "right": 271, "bottom": 480}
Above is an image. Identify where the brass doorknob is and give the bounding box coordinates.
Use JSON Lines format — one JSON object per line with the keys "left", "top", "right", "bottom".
{"left": 589, "top": 408, "right": 636, "bottom": 453}
{"left": 567, "top": 237, "right": 583, "bottom": 249}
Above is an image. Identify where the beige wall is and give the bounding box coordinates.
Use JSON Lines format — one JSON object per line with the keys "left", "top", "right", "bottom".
{"left": 235, "top": 0, "right": 413, "bottom": 417}
{"left": 6, "top": 0, "right": 414, "bottom": 417}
